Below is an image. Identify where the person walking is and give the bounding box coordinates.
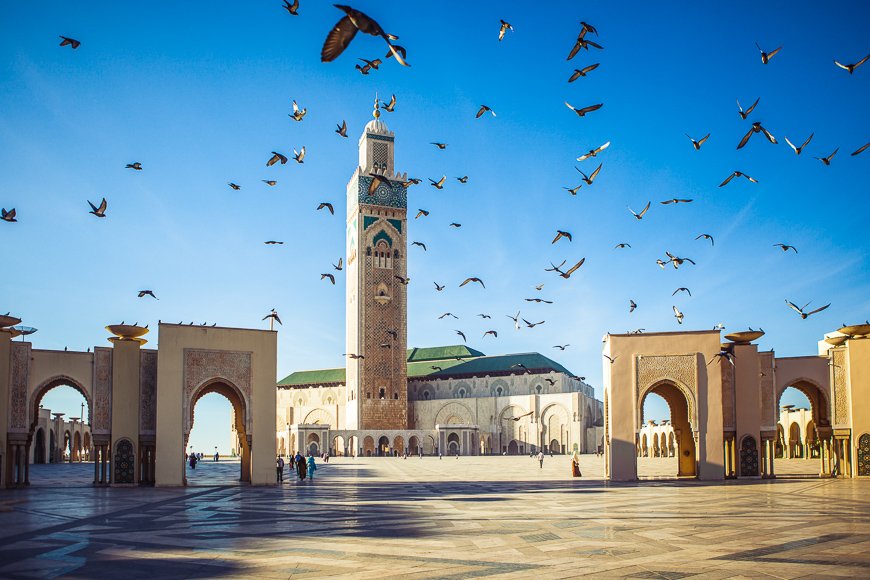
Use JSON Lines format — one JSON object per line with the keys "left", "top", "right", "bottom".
{"left": 307, "top": 455, "right": 318, "bottom": 481}
{"left": 537, "top": 450, "right": 545, "bottom": 469}
{"left": 276, "top": 455, "right": 285, "bottom": 482}
{"left": 295, "top": 452, "right": 307, "bottom": 481}
{"left": 570, "top": 450, "right": 582, "bottom": 477}
{"left": 188, "top": 452, "right": 198, "bottom": 470}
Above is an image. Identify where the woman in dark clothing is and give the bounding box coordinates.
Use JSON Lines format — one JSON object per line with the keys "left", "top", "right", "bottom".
{"left": 295, "top": 452, "right": 307, "bottom": 480}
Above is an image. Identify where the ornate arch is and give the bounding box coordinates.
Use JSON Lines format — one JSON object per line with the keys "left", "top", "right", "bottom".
{"left": 776, "top": 377, "right": 830, "bottom": 427}
{"left": 303, "top": 408, "right": 335, "bottom": 426}
{"left": 187, "top": 377, "right": 249, "bottom": 435}
{"left": 29, "top": 375, "right": 92, "bottom": 434}
{"left": 435, "top": 402, "right": 473, "bottom": 426}
{"left": 638, "top": 379, "right": 698, "bottom": 432}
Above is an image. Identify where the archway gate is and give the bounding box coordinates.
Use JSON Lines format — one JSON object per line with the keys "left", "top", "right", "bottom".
{"left": 603, "top": 331, "right": 725, "bottom": 481}
{"left": 2, "top": 321, "right": 277, "bottom": 488}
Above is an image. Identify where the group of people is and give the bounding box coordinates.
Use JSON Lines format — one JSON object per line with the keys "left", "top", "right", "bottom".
{"left": 187, "top": 451, "right": 221, "bottom": 469}
{"left": 277, "top": 453, "right": 319, "bottom": 482}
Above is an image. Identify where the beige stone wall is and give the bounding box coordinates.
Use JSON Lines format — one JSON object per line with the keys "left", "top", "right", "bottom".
{"left": 604, "top": 331, "right": 724, "bottom": 481}
{"left": 110, "top": 339, "right": 141, "bottom": 483}
{"left": 846, "top": 339, "right": 870, "bottom": 474}
{"left": 0, "top": 332, "right": 10, "bottom": 485}
{"left": 155, "top": 324, "right": 276, "bottom": 486}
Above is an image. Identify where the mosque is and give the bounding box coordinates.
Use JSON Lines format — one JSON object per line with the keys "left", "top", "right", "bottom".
{"left": 2, "top": 105, "right": 869, "bottom": 488}
{"left": 273, "top": 102, "right": 604, "bottom": 458}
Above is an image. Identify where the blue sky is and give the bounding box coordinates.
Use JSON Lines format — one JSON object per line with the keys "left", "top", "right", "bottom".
{"left": 2, "top": 2, "right": 866, "bottom": 448}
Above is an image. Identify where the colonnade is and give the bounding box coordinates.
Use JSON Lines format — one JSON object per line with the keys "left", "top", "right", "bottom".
{"left": 92, "top": 443, "right": 110, "bottom": 485}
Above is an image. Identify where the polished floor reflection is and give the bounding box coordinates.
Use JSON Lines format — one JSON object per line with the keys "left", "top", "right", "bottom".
{"left": 1, "top": 457, "right": 867, "bottom": 579}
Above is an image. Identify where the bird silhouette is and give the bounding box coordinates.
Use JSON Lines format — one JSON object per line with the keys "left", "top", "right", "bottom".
{"left": 282, "top": 0, "right": 299, "bottom": 15}
{"left": 59, "top": 36, "right": 81, "bottom": 49}
{"left": 262, "top": 180, "right": 277, "bottom": 186}
{"left": 333, "top": 258, "right": 343, "bottom": 271}
{"left": 719, "top": 171, "right": 758, "bottom": 187}
{"left": 785, "top": 300, "right": 830, "bottom": 319}
{"left": 737, "top": 97, "right": 760, "bottom": 120}
{"left": 267, "top": 151, "right": 288, "bottom": 166}
{"left": 429, "top": 176, "right": 446, "bottom": 189}
{"left": 575, "top": 163, "right": 602, "bottom": 185}
{"left": 382, "top": 94, "right": 397, "bottom": 112}
{"left": 228, "top": 182, "right": 241, "bottom": 190}
{"left": 785, "top": 133, "right": 813, "bottom": 155}
{"left": 814, "top": 148, "right": 839, "bottom": 165}
{"left": 137, "top": 290, "right": 159, "bottom": 300}
{"left": 628, "top": 202, "right": 651, "bottom": 220}
{"left": 126, "top": 162, "right": 143, "bottom": 170}
{"left": 415, "top": 209, "right": 429, "bottom": 219}
{"left": 695, "top": 234, "right": 714, "bottom": 246}
{"left": 321, "top": 273, "right": 336, "bottom": 285}
{"left": 460, "top": 277, "right": 485, "bottom": 288}
{"left": 317, "top": 202, "right": 334, "bottom": 214}
{"left": 289, "top": 100, "right": 307, "bottom": 122}
{"left": 834, "top": 54, "right": 869, "bottom": 74}
{"left": 455, "top": 330, "right": 466, "bottom": 343}
{"left": 1, "top": 208, "right": 16, "bottom": 223}
{"left": 672, "top": 287, "right": 692, "bottom": 296}
{"left": 673, "top": 305, "right": 684, "bottom": 325}
{"left": 851, "top": 142, "right": 870, "bottom": 156}
{"left": 737, "top": 122, "right": 777, "bottom": 149}
{"left": 293, "top": 146, "right": 306, "bottom": 163}
{"left": 321, "top": 6, "right": 408, "bottom": 65}
{"left": 336, "top": 120, "right": 348, "bottom": 137}
{"left": 411, "top": 241, "right": 427, "bottom": 251}
{"left": 686, "top": 133, "right": 710, "bottom": 150}
{"left": 565, "top": 102, "right": 603, "bottom": 117}
{"left": 576, "top": 141, "right": 609, "bottom": 162}
{"left": 88, "top": 198, "right": 107, "bottom": 218}
{"left": 483, "top": 330, "right": 498, "bottom": 338}
{"left": 433, "top": 282, "right": 445, "bottom": 291}
{"left": 773, "top": 243, "right": 798, "bottom": 253}
{"left": 756, "top": 43, "right": 782, "bottom": 64}
{"left": 568, "top": 63, "right": 600, "bottom": 82}
{"left": 552, "top": 230, "right": 572, "bottom": 244}
{"left": 476, "top": 105, "right": 495, "bottom": 118}
{"left": 263, "top": 309, "right": 282, "bottom": 325}
{"left": 498, "top": 20, "right": 513, "bottom": 41}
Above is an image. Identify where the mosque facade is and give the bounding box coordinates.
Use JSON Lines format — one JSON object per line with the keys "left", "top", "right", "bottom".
{"left": 275, "top": 105, "right": 604, "bottom": 457}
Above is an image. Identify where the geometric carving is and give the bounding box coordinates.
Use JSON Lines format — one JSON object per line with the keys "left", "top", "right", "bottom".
{"left": 832, "top": 348, "right": 848, "bottom": 426}
{"left": 139, "top": 350, "right": 158, "bottom": 434}
{"left": 113, "top": 439, "right": 136, "bottom": 484}
{"left": 759, "top": 352, "right": 775, "bottom": 427}
{"left": 302, "top": 408, "right": 335, "bottom": 426}
{"left": 739, "top": 436, "right": 759, "bottom": 476}
{"left": 636, "top": 354, "right": 698, "bottom": 427}
{"left": 858, "top": 433, "right": 870, "bottom": 477}
{"left": 92, "top": 347, "right": 113, "bottom": 434}
{"left": 183, "top": 349, "right": 252, "bottom": 432}
{"left": 721, "top": 363, "right": 735, "bottom": 430}
{"left": 8, "top": 343, "right": 31, "bottom": 431}
{"left": 436, "top": 401, "right": 474, "bottom": 426}
{"left": 357, "top": 176, "right": 408, "bottom": 209}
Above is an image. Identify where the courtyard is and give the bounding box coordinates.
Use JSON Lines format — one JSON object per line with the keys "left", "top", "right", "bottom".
{"left": 0, "top": 456, "right": 867, "bottom": 579}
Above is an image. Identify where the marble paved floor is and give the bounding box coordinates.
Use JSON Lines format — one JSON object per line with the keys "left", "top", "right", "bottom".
{"left": 0, "top": 456, "right": 867, "bottom": 579}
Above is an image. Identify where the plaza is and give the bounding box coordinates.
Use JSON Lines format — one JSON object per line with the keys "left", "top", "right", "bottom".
{"left": 1, "top": 457, "right": 868, "bottom": 579}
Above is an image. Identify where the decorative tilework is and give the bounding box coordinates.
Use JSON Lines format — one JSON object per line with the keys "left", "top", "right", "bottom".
{"left": 92, "top": 347, "right": 113, "bottom": 435}
{"left": 387, "top": 218, "right": 402, "bottom": 234}
{"left": 832, "top": 348, "right": 848, "bottom": 426}
{"left": 363, "top": 215, "right": 378, "bottom": 230}
{"left": 139, "top": 350, "right": 158, "bottom": 434}
{"left": 357, "top": 176, "right": 407, "bottom": 209}
{"left": 372, "top": 229, "right": 393, "bottom": 248}
{"left": 8, "top": 343, "right": 30, "bottom": 431}
{"left": 183, "top": 349, "right": 253, "bottom": 432}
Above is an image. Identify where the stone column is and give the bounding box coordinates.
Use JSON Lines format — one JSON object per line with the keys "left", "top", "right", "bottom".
{"left": 761, "top": 439, "right": 769, "bottom": 478}
{"left": 100, "top": 445, "right": 107, "bottom": 484}
{"left": 24, "top": 444, "right": 30, "bottom": 485}
{"left": 768, "top": 440, "right": 775, "bottom": 478}
{"left": 93, "top": 446, "right": 100, "bottom": 484}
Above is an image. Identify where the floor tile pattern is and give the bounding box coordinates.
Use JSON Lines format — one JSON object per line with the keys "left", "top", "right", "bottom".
{"left": 0, "top": 456, "right": 867, "bottom": 578}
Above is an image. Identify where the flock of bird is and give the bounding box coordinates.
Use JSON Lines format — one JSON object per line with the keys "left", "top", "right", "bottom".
{"left": 1, "top": 4, "right": 867, "bottom": 370}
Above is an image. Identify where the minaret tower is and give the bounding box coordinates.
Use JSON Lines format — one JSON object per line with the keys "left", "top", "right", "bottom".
{"left": 345, "top": 97, "right": 409, "bottom": 430}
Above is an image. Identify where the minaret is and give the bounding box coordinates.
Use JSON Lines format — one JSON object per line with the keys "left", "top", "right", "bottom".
{"left": 345, "top": 97, "right": 409, "bottom": 430}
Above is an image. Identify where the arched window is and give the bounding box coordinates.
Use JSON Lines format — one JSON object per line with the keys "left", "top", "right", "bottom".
{"left": 423, "top": 391, "right": 431, "bottom": 400}
{"left": 535, "top": 385, "right": 542, "bottom": 394}
{"left": 496, "top": 387, "right": 503, "bottom": 396}
{"left": 393, "top": 392, "right": 399, "bottom": 400}
{"left": 375, "top": 240, "right": 392, "bottom": 269}
{"left": 379, "top": 387, "right": 386, "bottom": 400}
{"left": 458, "top": 389, "right": 466, "bottom": 398}
{"left": 326, "top": 397, "right": 333, "bottom": 405}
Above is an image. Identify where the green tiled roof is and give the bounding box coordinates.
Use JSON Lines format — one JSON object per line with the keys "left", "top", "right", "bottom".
{"left": 279, "top": 346, "right": 574, "bottom": 387}
{"left": 278, "top": 367, "right": 346, "bottom": 387}
{"left": 406, "top": 345, "right": 485, "bottom": 362}
{"left": 412, "top": 352, "right": 573, "bottom": 380}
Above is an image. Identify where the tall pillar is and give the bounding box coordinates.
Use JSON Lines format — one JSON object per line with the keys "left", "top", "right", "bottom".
{"left": 100, "top": 445, "right": 107, "bottom": 484}
{"left": 93, "top": 446, "right": 100, "bottom": 484}
{"left": 768, "top": 440, "right": 775, "bottom": 478}
{"left": 24, "top": 445, "right": 30, "bottom": 485}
